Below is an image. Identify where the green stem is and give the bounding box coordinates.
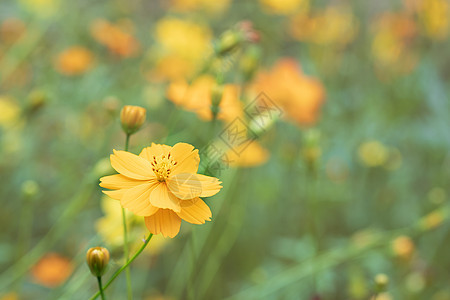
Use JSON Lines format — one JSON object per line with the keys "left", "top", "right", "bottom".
{"left": 16, "top": 195, "right": 33, "bottom": 261}
{"left": 97, "top": 276, "right": 106, "bottom": 300}
{"left": 13, "top": 195, "right": 34, "bottom": 293}
{"left": 123, "top": 133, "right": 132, "bottom": 300}
{"left": 0, "top": 175, "right": 96, "bottom": 291}
{"left": 122, "top": 207, "right": 132, "bottom": 300}
{"left": 124, "top": 134, "right": 130, "bottom": 152}
{"left": 89, "top": 234, "right": 153, "bottom": 300}
{"left": 209, "top": 116, "right": 217, "bottom": 139}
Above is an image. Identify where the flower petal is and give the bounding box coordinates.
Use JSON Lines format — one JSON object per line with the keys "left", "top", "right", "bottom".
{"left": 226, "top": 141, "right": 269, "bottom": 167}
{"left": 167, "top": 173, "right": 222, "bottom": 200}
{"left": 102, "top": 189, "right": 127, "bottom": 200}
{"left": 170, "top": 143, "right": 199, "bottom": 175}
{"left": 121, "top": 181, "right": 160, "bottom": 216}
{"left": 149, "top": 183, "right": 181, "bottom": 212}
{"left": 176, "top": 198, "right": 212, "bottom": 224}
{"left": 139, "top": 143, "right": 172, "bottom": 162}
{"left": 218, "top": 84, "right": 243, "bottom": 122}
{"left": 99, "top": 174, "right": 142, "bottom": 190}
{"left": 110, "top": 150, "right": 155, "bottom": 180}
{"left": 144, "top": 209, "right": 181, "bottom": 238}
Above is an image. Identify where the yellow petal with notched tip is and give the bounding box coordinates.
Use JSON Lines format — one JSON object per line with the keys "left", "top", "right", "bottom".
{"left": 144, "top": 209, "right": 181, "bottom": 238}
{"left": 110, "top": 150, "right": 154, "bottom": 180}
{"left": 177, "top": 198, "right": 212, "bottom": 224}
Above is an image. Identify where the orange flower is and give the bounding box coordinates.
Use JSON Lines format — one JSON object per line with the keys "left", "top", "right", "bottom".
{"left": 169, "top": 0, "right": 231, "bottom": 14}
{"left": 167, "top": 75, "right": 243, "bottom": 122}
{"left": 371, "top": 13, "right": 418, "bottom": 76}
{"left": 290, "top": 5, "right": 358, "bottom": 47}
{"left": 100, "top": 143, "right": 222, "bottom": 238}
{"left": 226, "top": 142, "right": 269, "bottom": 167}
{"left": 149, "top": 55, "right": 196, "bottom": 82}
{"left": 90, "top": 19, "right": 139, "bottom": 58}
{"left": 259, "top": 0, "right": 308, "bottom": 15}
{"left": 55, "top": 46, "right": 93, "bottom": 76}
{"left": 252, "top": 58, "right": 325, "bottom": 126}
{"left": 392, "top": 235, "right": 415, "bottom": 260}
{"left": 30, "top": 253, "right": 74, "bottom": 288}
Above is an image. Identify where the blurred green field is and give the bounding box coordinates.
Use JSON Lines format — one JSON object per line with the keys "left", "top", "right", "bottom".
{"left": 1, "top": 0, "right": 450, "bottom": 299}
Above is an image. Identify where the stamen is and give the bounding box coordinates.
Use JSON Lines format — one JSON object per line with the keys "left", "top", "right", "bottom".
{"left": 151, "top": 153, "right": 177, "bottom": 182}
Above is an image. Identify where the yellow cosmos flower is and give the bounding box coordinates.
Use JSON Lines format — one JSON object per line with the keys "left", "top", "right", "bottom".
{"left": 100, "top": 143, "right": 222, "bottom": 238}
{"left": 155, "top": 18, "right": 211, "bottom": 62}
{"left": 144, "top": 18, "right": 211, "bottom": 81}
{"left": 169, "top": 0, "right": 231, "bottom": 14}
{"left": 260, "top": 0, "right": 308, "bottom": 15}
{"left": 147, "top": 54, "right": 196, "bottom": 82}
{"left": 415, "top": 0, "right": 449, "bottom": 40}
{"left": 357, "top": 140, "right": 388, "bottom": 167}
{"left": 371, "top": 13, "right": 418, "bottom": 76}
{"left": 0, "top": 96, "right": 21, "bottom": 129}
{"left": 19, "top": 0, "right": 60, "bottom": 18}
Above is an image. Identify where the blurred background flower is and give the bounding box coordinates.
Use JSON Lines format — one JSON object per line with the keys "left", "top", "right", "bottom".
{"left": 30, "top": 253, "right": 73, "bottom": 288}
{"left": 55, "top": 46, "right": 94, "bottom": 76}
{"left": 251, "top": 58, "right": 325, "bottom": 126}
{"left": 91, "top": 19, "right": 140, "bottom": 58}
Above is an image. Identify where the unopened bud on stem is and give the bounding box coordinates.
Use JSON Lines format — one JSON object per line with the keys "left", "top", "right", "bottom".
{"left": 86, "top": 247, "right": 110, "bottom": 277}
{"left": 120, "top": 105, "right": 146, "bottom": 135}
{"left": 214, "top": 21, "right": 260, "bottom": 56}
{"left": 21, "top": 180, "right": 39, "bottom": 197}
{"left": 374, "top": 273, "right": 389, "bottom": 293}
{"left": 301, "top": 128, "right": 322, "bottom": 175}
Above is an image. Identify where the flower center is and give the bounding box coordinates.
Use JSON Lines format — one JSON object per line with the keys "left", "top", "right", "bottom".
{"left": 151, "top": 153, "right": 177, "bottom": 182}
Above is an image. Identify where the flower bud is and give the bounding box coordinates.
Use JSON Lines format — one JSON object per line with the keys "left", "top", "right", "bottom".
{"left": 120, "top": 105, "right": 146, "bottom": 135}
{"left": 374, "top": 273, "right": 389, "bottom": 293}
{"left": 86, "top": 247, "right": 110, "bottom": 277}
{"left": 211, "top": 84, "right": 224, "bottom": 105}
{"left": 301, "top": 129, "right": 322, "bottom": 174}
{"left": 26, "top": 89, "right": 47, "bottom": 115}
{"left": 392, "top": 235, "right": 414, "bottom": 260}
{"left": 103, "top": 96, "right": 120, "bottom": 115}
{"left": 214, "top": 30, "right": 241, "bottom": 56}
{"left": 214, "top": 22, "right": 260, "bottom": 56}
{"left": 240, "top": 45, "right": 262, "bottom": 82}
{"left": 21, "top": 180, "right": 39, "bottom": 198}
{"left": 237, "top": 20, "right": 260, "bottom": 43}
